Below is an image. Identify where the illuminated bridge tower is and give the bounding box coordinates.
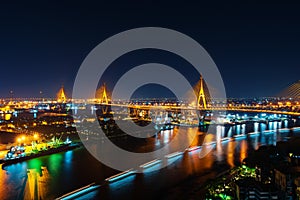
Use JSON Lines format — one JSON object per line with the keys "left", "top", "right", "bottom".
{"left": 96, "top": 83, "right": 110, "bottom": 114}
{"left": 101, "top": 84, "right": 108, "bottom": 104}
{"left": 96, "top": 83, "right": 109, "bottom": 104}
{"left": 57, "top": 86, "right": 67, "bottom": 103}
{"left": 197, "top": 76, "right": 207, "bottom": 109}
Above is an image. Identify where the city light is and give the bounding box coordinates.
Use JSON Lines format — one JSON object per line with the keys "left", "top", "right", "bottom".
{"left": 34, "top": 134, "right": 39, "bottom": 140}
{"left": 0, "top": 4, "right": 300, "bottom": 199}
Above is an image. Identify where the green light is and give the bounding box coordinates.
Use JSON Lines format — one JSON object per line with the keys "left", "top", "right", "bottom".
{"left": 48, "top": 153, "right": 63, "bottom": 171}
{"left": 219, "top": 193, "right": 226, "bottom": 199}
{"left": 28, "top": 158, "right": 42, "bottom": 170}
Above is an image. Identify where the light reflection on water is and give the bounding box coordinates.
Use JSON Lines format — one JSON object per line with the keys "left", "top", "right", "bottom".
{"left": 227, "top": 141, "right": 235, "bottom": 168}
{"left": 254, "top": 122, "right": 259, "bottom": 132}
{"left": 0, "top": 150, "right": 77, "bottom": 199}
{"left": 239, "top": 140, "right": 248, "bottom": 163}
{"left": 0, "top": 119, "right": 299, "bottom": 199}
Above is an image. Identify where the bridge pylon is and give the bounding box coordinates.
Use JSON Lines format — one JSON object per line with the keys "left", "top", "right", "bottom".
{"left": 96, "top": 83, "right": 109, "bottom": 104}
{"left": 57, "top": 85, "right": 67, "bottom": 103}
{"left": 101, "top": 83, "right": 108, "bottom": 104}
{"left": 95, "top": 83, "right": 110, "bottom": 114}
{"left": 197, "top": 76, "right": 207, "bottom": 109}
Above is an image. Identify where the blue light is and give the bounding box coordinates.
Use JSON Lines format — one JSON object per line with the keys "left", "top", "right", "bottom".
{"left": 292, "top": 127, "right": 300, "bottom": 132}
{"left": 140, "top": 159, "right": 162, "bottom": 169}
{"left": 142, "top": 163, "right": 162, "bottom": 173}
{"left": 234, "top": 134, "right": 247, "bottom": 140}
{"left": 64, "top": 137, "right": 72, "bottom": 144}
{"left": 263, "top": 130, "right": 275, "bottom": 135}
{"left": 64, "top": 150, "right": 73, "bottom": 163}
{"left": 278, "top": 128, "right": 290, "bottom": 133}
{"left": 59, "top": 184, "right": 100, "bottom": 200}
{"left": 249, "top": 132, "right": 259, "bottom": 137}
{"left": 221, "top": 137, "right": 231, "bottom": 143}
{"left": 165, "top": 151, "right": 183, "bottom": 159}
{"left": 105, "top": 169, "right": 136, "bottom": 183}
{"left": 108, "top": 174, "right": 136, "bottom": 189}
{"left": 186, "top": 146, "right": 202, "bottom": 152}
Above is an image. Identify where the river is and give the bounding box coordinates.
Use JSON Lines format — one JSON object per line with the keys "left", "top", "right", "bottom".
{"left": 0, "top": 118, "right": 299, "bottom": 200}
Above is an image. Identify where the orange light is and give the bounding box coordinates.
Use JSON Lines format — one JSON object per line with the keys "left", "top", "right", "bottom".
{"left": 34, "top": 134, "right": 39, "bottom": 140}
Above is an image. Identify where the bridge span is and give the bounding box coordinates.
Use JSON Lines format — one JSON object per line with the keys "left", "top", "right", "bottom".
{"left": 95, "top": 103, "right": 300, "bottom": 116}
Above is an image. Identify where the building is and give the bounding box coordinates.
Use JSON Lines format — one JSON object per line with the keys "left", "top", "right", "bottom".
{"left": 274, "top": 168, "right": 293, "bottom": 199}
{"left": 294, "top": 177, "right": 300, "bottom": 199}
{"left": 235, "top": 178, "right": 282, "bottom": 199}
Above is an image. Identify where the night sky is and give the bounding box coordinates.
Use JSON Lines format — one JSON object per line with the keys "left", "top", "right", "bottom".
{"left": 1, "top": 1, "right": 300, "bottom": 98}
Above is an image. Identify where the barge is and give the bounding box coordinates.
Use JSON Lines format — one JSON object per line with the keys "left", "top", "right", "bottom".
{"left": 1, "top": 138, "right": 80, "bottom": 167}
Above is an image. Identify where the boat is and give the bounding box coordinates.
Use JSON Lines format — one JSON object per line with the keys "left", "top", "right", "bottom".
{"left": 1, "top": 138, "right": 80, "bottom": 168}
{"left": 155, "top": 123, "right": 174, "bottom": 131}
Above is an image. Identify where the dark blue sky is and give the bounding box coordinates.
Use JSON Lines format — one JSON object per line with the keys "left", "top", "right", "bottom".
{"left": 0, "top": 1, "right": 300, "bottom": 98}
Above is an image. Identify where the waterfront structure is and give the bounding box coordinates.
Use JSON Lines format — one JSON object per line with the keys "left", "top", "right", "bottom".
{"left": 235, "top": 178, "right": 281, "bottom": 200}
{"left": 95, "top": 84, "right": 111, "bottom": 104}
{"left": 279, "top": 80, "right": 300, "bottom": 99}
{"left": 57, "top": 86, "right": 67, "bottom": 103}
{"left": 197, "top": 75, "right": 207, "bottom": 109}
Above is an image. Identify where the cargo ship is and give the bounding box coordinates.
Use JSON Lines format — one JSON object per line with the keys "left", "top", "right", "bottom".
{"left": 1, "top": 137, "right": 80, "bottom": 168}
